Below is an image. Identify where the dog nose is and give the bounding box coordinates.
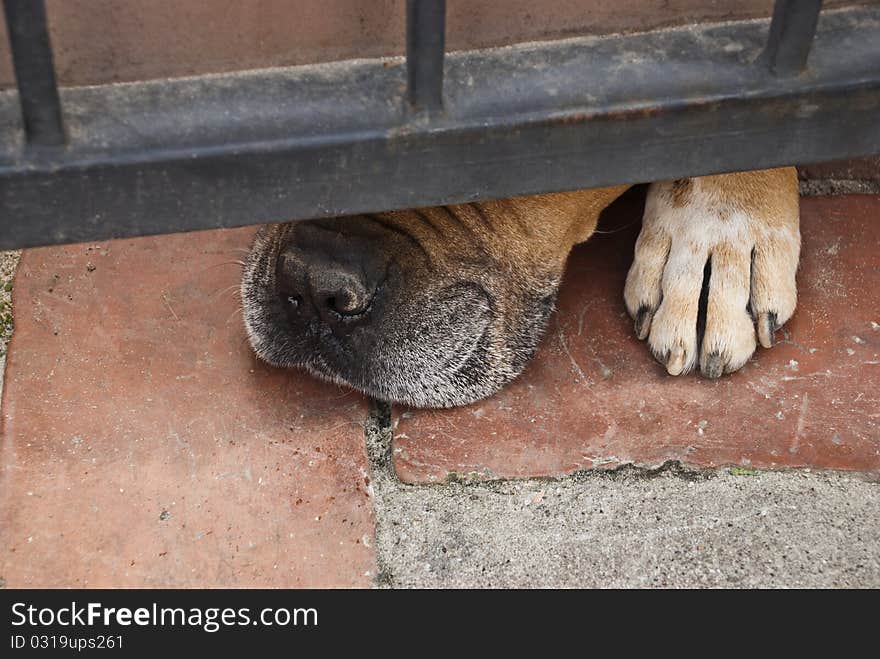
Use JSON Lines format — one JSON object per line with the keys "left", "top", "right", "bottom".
{"left": 276, "top": 247, "right": 374, "bottom": 327}
{"left": 308, "top": 267, "right": 371, "bottom": 317}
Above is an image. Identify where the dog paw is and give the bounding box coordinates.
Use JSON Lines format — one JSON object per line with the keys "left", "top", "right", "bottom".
{"left": 624, "top": 170, "right": 800, "bottom": 378}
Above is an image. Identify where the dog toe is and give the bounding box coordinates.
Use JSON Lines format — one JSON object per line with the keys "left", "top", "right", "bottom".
{"left": 699, "top": 243, "right": 757, "bottom": 377}
{"left": 749, "top": 231, "right": 800, "bottom": 349}
{"left": 624, "top": 219, "right": 670, "bottom": 337}
{"left": 642, "top": 242, "right": 706, "bottom": 376}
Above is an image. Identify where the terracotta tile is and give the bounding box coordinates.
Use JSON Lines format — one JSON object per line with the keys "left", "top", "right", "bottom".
{"left": 394, "top": 194, "right": 880, "bottom": 482}
{"left": 0, "top": 229, "right": 374, "bottom": 587}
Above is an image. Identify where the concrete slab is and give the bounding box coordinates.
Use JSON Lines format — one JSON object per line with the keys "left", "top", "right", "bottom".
{"left": 393, "top": 195, "right": 880, "bottom": 483}
{"left": 365, "top": 404, "right": 880, "bottom": 589}
{"left": 0, "top": 229, "right": 375, "bottom": 587}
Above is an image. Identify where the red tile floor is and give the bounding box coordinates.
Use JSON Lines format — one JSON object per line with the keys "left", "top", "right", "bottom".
{"left": 393, "top": 194, "right": 880, "bottom": 482}
{"left": 1, "top": 193, "right": 878, "bottom": 586}
{"left": 0, "top": 230, "right": 374, "bottom": 587}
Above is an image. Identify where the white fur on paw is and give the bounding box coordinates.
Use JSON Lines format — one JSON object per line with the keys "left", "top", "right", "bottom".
{"left": 624, "top": 176, "right": 800, "bottom": 378}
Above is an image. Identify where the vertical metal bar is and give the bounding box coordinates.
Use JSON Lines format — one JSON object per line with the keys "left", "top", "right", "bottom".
{"left": 406, "top": 0, "right": 446, "bottom": 111}
{"left": 3, "top": 0, "right": 65, "bottom": 146}
{"left": 763, "top": 0, "right": 823, "bottom": 76}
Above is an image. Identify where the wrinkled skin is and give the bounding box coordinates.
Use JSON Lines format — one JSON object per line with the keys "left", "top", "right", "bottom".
{"left": 242, "top": 169, "right": 800, "bottom": 408}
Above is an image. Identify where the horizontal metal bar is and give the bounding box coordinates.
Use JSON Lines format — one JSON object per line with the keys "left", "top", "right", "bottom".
{"left": 2, "top": 0, "right": 65, "bottom": 146}
{"left": 1, "top": 6, "right": 879, "bottom": 249}
{"left": 764, "top": 0, "right": 823, "bottom": 76}
{"left": 406, "top": 0, "right": 446, "bottom": 110}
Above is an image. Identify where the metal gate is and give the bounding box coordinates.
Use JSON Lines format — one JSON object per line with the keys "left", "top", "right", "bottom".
{"left": 1, "top": 0, "right": 879, "bottom": 249}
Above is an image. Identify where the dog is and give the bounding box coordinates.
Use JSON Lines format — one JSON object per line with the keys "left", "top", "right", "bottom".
{"left": 241, "top": 167, "right": 799, "bottom": 408}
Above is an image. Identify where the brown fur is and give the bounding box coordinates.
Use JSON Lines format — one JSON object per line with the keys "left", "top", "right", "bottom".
{"left": 670, "top": 178, "right": 693, "bottom": 207}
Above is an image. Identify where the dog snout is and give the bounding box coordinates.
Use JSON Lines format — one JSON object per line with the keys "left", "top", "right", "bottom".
{"left": 307, "top": 264, "right": 372, "bottom": 318}
{"left": 275, "top": 245, "right": 376, "bottom": 329}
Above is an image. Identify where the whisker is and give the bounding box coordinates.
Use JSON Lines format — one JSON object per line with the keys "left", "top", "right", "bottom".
{"left": 210, "top": 284, "right": 242, "bottom": 300}
{"left": 224, "top": 305, "right": 244, "bottom": 326}
{"left": 592, "top": 219, "right": 641, "bottom": 235}
{"left": 203, "top": 260, "right": 247, "bottom": 271}
{"left": 333, "top": 387, "right": 356, "bottom": 399}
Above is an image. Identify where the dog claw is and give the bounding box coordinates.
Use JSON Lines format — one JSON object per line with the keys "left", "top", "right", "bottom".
{"left": 635, "top": 305, "right": 653, "bottom": 340}
{"left": 757, "top": 311, "right": 778, "bottom": 349}
{"left": 666, "top": 345, "right": 686, "bottom": 376}
{"left": 703, "top": 351, "right": 724, "bottom": 379}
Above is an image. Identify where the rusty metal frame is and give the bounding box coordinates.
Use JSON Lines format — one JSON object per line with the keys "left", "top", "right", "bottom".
{"left": 1, "top": 0, "right": 879, "bottom": 249}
